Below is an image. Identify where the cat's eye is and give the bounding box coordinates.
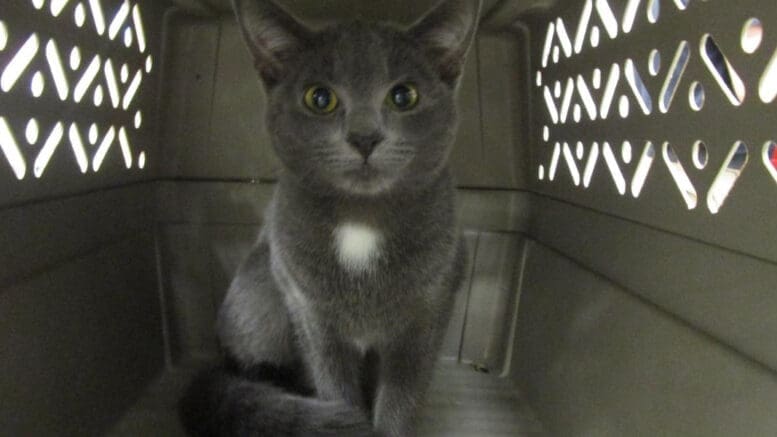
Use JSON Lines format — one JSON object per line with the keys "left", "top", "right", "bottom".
{"left": 387, "top": 83, "right": 419, "bottom": 111}
{"left": 304, "top": 85, "right": 339, "bottom": 114}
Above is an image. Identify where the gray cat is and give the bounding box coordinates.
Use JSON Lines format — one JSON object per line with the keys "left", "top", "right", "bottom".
{"left": 179, "top": 0, "right": 481, "bottom": 435}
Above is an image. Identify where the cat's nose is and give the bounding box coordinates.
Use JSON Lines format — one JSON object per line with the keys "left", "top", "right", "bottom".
{"left": 347, "top": 131, "right": 384, "bottom": 159}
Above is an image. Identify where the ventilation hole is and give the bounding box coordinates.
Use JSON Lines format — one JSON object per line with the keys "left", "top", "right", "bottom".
{"left": 549, "top": 142, "right": 561, "bottom": 181}
{"left": 536, "top": 71, "right": 542, "bottom": 87}
{"left": 595, "top": 0, "right": 619, "bottom": 39}
{"left": 555, "top": 18, "right": 572, "bottom": 58}
{"left": 759, "top": 48, "right": 777, "bottom": 103}
{"left": 689, "top": 81, "right": 705, "bottom": 111}
{"left": 73, "top": 54, "right": 100, "bottom": 103}
{"left": 577, "top": 75, "right": 598, "bottom": 120}
{"left": 0, "top": 117, "right": 27, "bottom": 179}
{"left": 576, "top": 141, "right": 585, "bottom": 160}
{"left": 625, "top": 58, "right": 653, "bottom": 114}
{"left": 542, "top": 125, "right": 549, "bottom": 142}
{"left": 120, "top": 63, "right": 129, "bottom": 83}
{"left": 600, "top": 62, "right": 621, "bottom": 119}
{"left": 542, "top": 22, "right": 555, "bottom": 68}
{"left": 648, "top": 0, "right": 660, "bottom": 23}
{"left": 583, "top": 142, "right": 600, "bottom": 188}
{"left": 659, "top": 41, "right": 691, "bottom": 113}
{"left": 50, "top": 0, "right": 68, "bottom": 17}
{"left": 69, "top": 46, "right": 81, "bottom": 70}
{"left": 707, "top": 141, "right": 748, "bottom": 214}
{"left": 622, "top": 141, "right": 633, "bottom": 164}
{"left": 109, "top": 0, "right": 131, "bottom": 41}
{"left": 93, "top": 85, "right": 103, "bottom": 106}
{"left": 138, "top": 151, "right": 146, "bottom": 169}
{"left": 0, "top": 21, "right": 7, "bottom": 51}
{"left": 592, "top": 68, "right": 602, "bottom": 89}
{"left": 563, "top": 142, "right": 581, "bottom": 186}
{"left": 92, "top": 126, "right": 116, "bottom": 172}
{"left": 573, "top": 104, "right": 582, "bottom": 122}
{"left": 623, "top": 0, "right": 641, "bottom": 34}
{"left": 538, "top": 165, "right": 545, "bottom": 181}
{"left": 74, "top": 3, "right": 86, "bottom": 27}
{"left": 574, "top": 0, "right": 593, "bottom": 54}
{"left": 30, "top": 71, "right": 45, "bottom": 97}
{"left": 104, "top": 59, "right": 121, "bottom": 108}
{"left": 68, "top": 123, "right": 89, "bottom": 173}
{"left": 122, "top": 70, "right": 142, "bottom": 109}
{"left": 692, "top": 141, "right": 708, "bottom": 169}
{"left": 543, "top": 86, "right": 560, "bottom": 124}
{"left": 559, "top": 78, "right": 575, "bottom": 123}
{"left": 34, "top": 122, "right": 65, "bottom": 178}
{"left": 134, "top": 111, "right": 142, "bottom": 129}
{"left": 631, "top": 142, "right": 656, "bottom": 197}
{"left": 590, "top": 26, "right": 600, "bottom": 48}
{"left": 45, "top": 40, "right": 69, "bottom": 101}
{"left": 553, "top": 46, "right": 562, "bottom": 64}
{"left": 2, "top": 34, "right": 40, "bottom": 93}
{"left": 673, "top": 0, "right": 689, "bottom": 10}
{"left": 649, "top": 49, "right": 661, "bottom": 76}
{"left": 118, "top": 127, "right": 133, "bottom": 169}
{"left": 145, "top": 55, "right": 153, "bottom": 73}
{"left": 602, "top": 142, "right": 627, "bottom": 195}
{"left": 32, "top": 0, "right": 45, "bottom": 9}
{"left": 88, "top": 123, "right": 98, "bottom": 145}
{"left": 619, "top": 95, "right": 630, "bottom": 118}
{"left": 662, "top": 143, "right": 698, "bottom": 209}
{"left": 89, "top": 0, "right": 106, "bottom": 36}
{"left": 741, "top": 18, "right": 762, "bottom": 54}
{"left": 554, "top": 81, "right": 562, "bottom": 98}
{"left": 764, "top": 141, "right": 777, "bottom": 184}
{"left": 26, "top": 118, "right": 40, "bottom": 144}
{"left": 133, "top": 5, "right": 147, "bottom": 53}
{"left": 700, "top": 34, "right": 746, "bottom": 106}
{"left": 123, "top": 27, "right": 133, "bottom": 48}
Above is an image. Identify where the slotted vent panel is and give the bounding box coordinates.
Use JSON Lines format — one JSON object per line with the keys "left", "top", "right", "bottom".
{"left": 0, "top": 0, "right": 153, "bottom": 184}
{"left": 534, "top": 0, "right": 777, "bottom": 216}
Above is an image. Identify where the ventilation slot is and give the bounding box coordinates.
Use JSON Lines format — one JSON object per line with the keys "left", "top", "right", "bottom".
{"left": 700, "top": 34, "right": 746, "bottom": 106}
{"left": 662, "top": 143, "right": 698, "bottom": 210}
{"left": 659, "top": 41, "right": 690, "bottom": 113}
{"left": 583, "top": 142, "right": 600, "bottom": 188}
{"left": 707, "top": 142, "right": 748, "bottom": 214}
{"left": 762, "top": 142, "right": 777, "bottom": 185}
{"left": 631, "top": 142, "right": 655, "bottom": 198}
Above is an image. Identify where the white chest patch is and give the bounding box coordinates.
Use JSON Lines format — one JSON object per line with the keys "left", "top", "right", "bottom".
{"left": 333, "top": 223, "right": 382, "bottom": 272}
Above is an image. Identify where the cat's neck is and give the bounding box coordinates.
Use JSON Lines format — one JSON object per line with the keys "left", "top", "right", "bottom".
{"left": 278, "top": 167, "right": 453, "bottom": 212}
{"left": 273, "top": 166, "right": 456, "bottom": 232}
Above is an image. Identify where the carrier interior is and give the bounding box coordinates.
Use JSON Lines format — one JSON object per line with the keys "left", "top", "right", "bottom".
{"left": 2, "top": 0, "right": 777, "bottom": 436}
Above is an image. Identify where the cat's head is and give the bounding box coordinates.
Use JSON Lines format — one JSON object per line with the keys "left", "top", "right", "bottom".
{"left": 233, "top": 0, "right": 481, "bottom": 196}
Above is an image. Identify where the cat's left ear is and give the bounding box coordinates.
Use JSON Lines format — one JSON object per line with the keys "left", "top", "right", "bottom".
{"left": 232, "top": 0, "right": 312, "bottom": 87}
{"left": 409, "top": 0, "right": 482, "bottom": 87}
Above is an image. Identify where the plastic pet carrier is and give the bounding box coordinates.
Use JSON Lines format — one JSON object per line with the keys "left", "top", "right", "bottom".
{"left": 1, "top": 0, "right": 776, "bottom": 435}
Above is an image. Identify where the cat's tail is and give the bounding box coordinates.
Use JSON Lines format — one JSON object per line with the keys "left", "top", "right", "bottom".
{"left": 178, "top": 367, "right": 375, "bottom": 437}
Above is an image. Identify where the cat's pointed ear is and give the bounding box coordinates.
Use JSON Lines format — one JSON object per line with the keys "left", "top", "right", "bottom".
{"left": 409, "top": 0, "right": 482, "bottom": 87}
{"left": 232, "top": 0, "right": 311, "bottom": 86}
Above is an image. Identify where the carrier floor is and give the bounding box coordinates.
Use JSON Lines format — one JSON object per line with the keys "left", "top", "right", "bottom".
{"left": 108, "top": 361, "right": 547, "bottom": 436}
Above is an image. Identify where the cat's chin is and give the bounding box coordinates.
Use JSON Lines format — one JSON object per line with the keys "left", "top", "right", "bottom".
{"left": 335, "top": 166, "right": 397, "bottom": 196}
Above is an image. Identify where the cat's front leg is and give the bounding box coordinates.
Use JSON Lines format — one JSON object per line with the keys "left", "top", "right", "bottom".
{"left": 373, "top": 322, "right": 441, "bottom": 437}
{"left": 297, "top": 316, "right": 366, "bottom": 407}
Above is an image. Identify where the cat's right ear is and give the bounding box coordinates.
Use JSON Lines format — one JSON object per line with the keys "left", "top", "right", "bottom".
{"left": 232, "top": 0, "right": 311, "bottom": 86}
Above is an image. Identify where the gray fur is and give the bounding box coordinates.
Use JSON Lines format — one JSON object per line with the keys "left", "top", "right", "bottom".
{"left": 180, "top": 0, "right": 480, "bottom": 435}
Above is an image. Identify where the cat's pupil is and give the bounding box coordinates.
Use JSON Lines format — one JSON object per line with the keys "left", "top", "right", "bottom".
{"left": 312, "top": 88, "right": 332, "bottom": 109}
{"left": 391, "top": 85, "right": 413, "bottom": 107}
